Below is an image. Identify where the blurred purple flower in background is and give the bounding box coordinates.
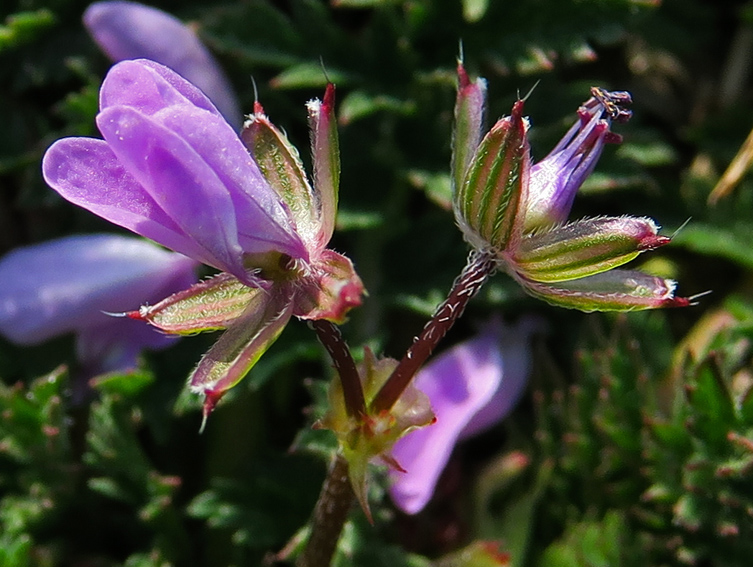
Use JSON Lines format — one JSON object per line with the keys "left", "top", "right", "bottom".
{"left": 388, "top": 317, "right": 542, "bottom": 515}
{"left": 0, "top": 234, "right": 197, "bottom": 375}
{"left": 84, "top": 0, "right": 241, "bottom": 127}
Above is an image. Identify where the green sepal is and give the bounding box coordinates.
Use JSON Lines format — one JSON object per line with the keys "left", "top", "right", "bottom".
{"left": 315, "top": 349, "right": 434, "bottom": 520}
{"left": 517, "top": 269, "right": 689, "bottom": 312}
{"left": 452, "top": 62, "right": 487, "bottom": 197}
{"left": 131, "top": 272, "right": 264, "bottom": 334}
{"left": 307, "top": 83, "right": 340, "bottom": 246}
{"left": 455, "top": 100, "right": 530, "bottom": 252}
{"left": 189, "top": 287, "right": 296, "bottom": 419}
{"left": 241, "top": 107, "right": 319, "bottom": 245}
{"left": 514, "top": 216, "right": 669, "bottom": 283}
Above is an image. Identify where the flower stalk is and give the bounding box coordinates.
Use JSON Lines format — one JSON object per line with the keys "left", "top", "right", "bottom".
{"left": 370, "top": 250, "right": 497, "bottom": 414}
{"left": 310, "top": 319, "right": 366, "bottom": 418}
{"left": 296, "top": 455, "right": 354, "bottom": 567}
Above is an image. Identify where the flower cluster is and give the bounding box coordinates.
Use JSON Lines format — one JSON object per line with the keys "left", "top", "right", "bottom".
{"left": 452, "top": 63, "right": 688, "bottom": 311}
{"left": 313, "top": 65, "right": 691, "bottom": 518}
{"left": 42, "top": 59, "right": 363, "bottom": 417}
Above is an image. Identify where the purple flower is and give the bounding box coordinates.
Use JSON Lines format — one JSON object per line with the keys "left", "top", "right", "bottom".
{"left": 84, "top": 1, "right": 241, "bottom": 127}
{"left": 525, "top": 90, "right": 628, "bottom": 230}
{"left": 0, "top": 234, "right": 197, "bottom": 374}
{"left": 388, "top": 318, "right": 541, "bottom": 515}
{"left": 42, "top": 59, "right": 363, "bottom": 416}
{"left": 44, "top": 59, "right": 305, "bottom": 287}
{"left": 452, "top": 65, "right": 689, "bottom": 312}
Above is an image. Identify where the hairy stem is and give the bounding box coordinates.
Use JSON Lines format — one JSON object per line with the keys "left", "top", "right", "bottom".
{"left": 370, "top": 250, "right": 496, "bottom": 413}
{"left": 295, "top": 320, "right": 361, "bottom": 567}
{"left": 310, "top": 319, "right": 366, "bottom": 417}
{"left": 296, "top": 454, "right": 354, "bottom": 567}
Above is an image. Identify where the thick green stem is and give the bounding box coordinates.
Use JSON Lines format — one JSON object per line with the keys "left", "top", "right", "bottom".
{"left": 296, "top": 454, "right": 354, "bottom": 567}
{"left": 370, "top": 250, "right": 496, "bottom": 413}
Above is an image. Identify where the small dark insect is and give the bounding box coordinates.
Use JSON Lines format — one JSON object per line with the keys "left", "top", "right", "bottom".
{"left": 591, "top": 87, "right": 633, "bottom": 123}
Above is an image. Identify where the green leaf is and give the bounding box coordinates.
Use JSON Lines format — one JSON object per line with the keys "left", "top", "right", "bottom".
{"left": 339, "top": 90, "right": 415, "bottom": 124}
{"left": 90, "top": 369, "right": 154, "bottom": 398}
{"left": 407, "top": 170, "right": 453, "bottom": 211}
{"left": 0, "top": 365, "right": 69, "bottom": 465}
{"left": 539, "top": 512, "right": 633, "bottom": 567}
{"left": 616, "top": 140, "right": 677, "bottom": 167}
{"left": 0, "top": 10, "right": 55, "bottom": 52}
{"left": 335, "top": 208, "right": 384, "bottom": 230}
{"left": 0, "top": 533, "right": 32, "bottom": 567}
{"left": 271, "top": 63, "right": 350, "bottom": 89}
{"left": 187, "top": 458, "right": 321, "bottom": 550}
{"left": 672, "top": 223, "right": 753, "bottom": 270}
{"left": 462, "top": 0, "right": 490, "bottom": 22}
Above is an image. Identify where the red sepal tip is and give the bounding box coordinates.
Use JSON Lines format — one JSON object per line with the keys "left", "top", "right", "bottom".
{"left": 322, "top": 82, "right": 336, "bottom": 111}
{"left": 456, "top": 61, "right": 471, "bottom": 90}
{"left": 663, "top": 296, "right": 692, "bottom": 308}
{"left": 199, "top": 389, "right": 226, "bottom": 433}
{"left": 638, "top": 234, "right": 672, "bottom": 251}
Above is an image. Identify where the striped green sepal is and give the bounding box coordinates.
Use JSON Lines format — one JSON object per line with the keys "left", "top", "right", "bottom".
{"left": 515, "top": 216, "right": 669, "bottom": 283}
{"left": 130, "top": 272, "right": 263, "bottom": 334}
{"left": 518, "top": 269, "right": 689, "bottom": 312}
{"left": 241, "top": 106, "right": 319, "bottom": 245}
{"left": 452, "top": 62, "right": 487, "bottom": 195}
{"left": 455, "top": 100, "right": 530, "bottom": 251}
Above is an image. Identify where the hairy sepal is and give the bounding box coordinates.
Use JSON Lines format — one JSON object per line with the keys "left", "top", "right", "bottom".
{"left": 514, "top": 216, "right": 669, "bottom": 283}
{"left": 518, "top": 269, "right": 689, "bottom": 312}
{"left": 294, "top": 250, "right": 364, "bottom": 324}
{"left": 189, "top": 287, "right": 295, "bottom": 416}
{"left": 316, "top": 349, "right": 434, "bottom": 520}
{"left": 241, "top": 109, "right": 319, "bottom": 245}
{"left": 307, "top": 84, "right": 340, "bottom": 247}
{"left": 132, "top": 272, "right": 264, "bottom": 334}
{"left": 452, "top": 62, "right": 487, "bottom": 195}
{"left": 455, "top": 101, "right": 530, "bottom": 251}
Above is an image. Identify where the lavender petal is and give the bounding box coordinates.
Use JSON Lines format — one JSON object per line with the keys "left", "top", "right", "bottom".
{"left": 84, "top": 2, "right": 241, "bottom": 126}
